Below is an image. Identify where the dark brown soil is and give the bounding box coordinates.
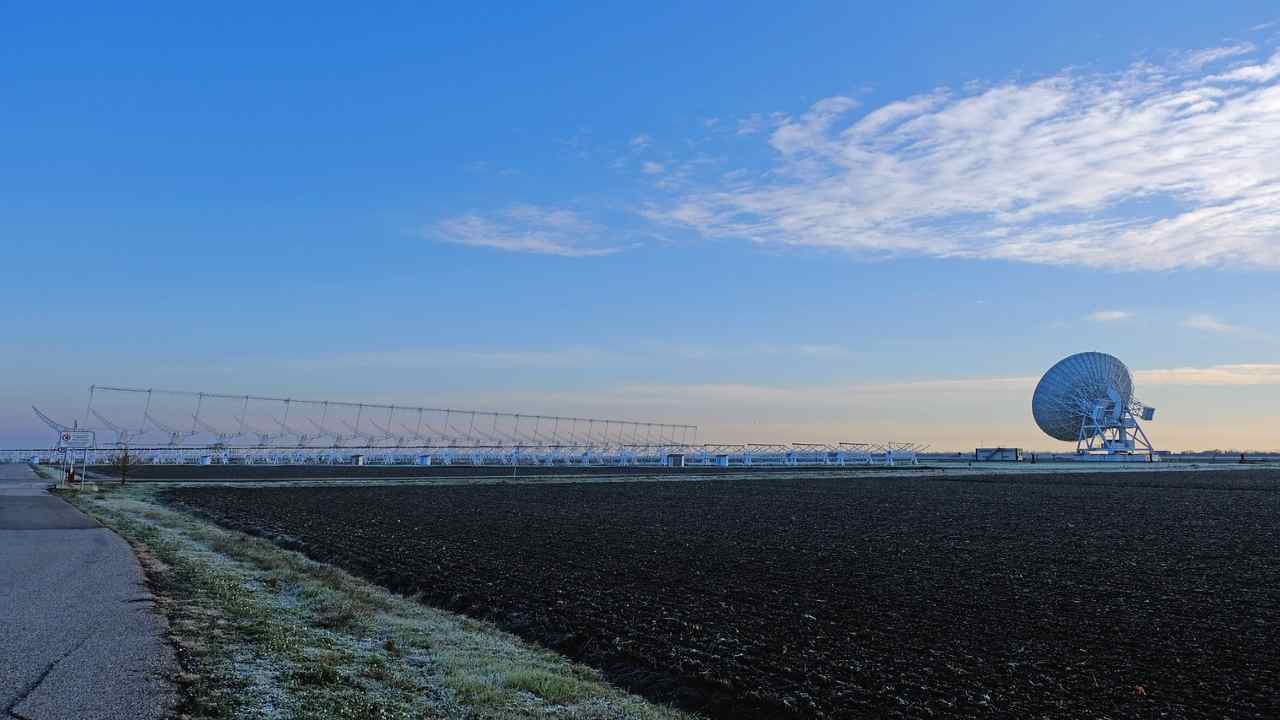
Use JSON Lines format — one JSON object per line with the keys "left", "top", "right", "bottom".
{"left": 166, "top": 470, "right": 1280, "bottom": 719}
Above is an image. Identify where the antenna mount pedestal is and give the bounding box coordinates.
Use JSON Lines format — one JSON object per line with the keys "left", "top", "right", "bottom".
{"left": 1075, "top": 395, "right": 1157, "bottom": 460}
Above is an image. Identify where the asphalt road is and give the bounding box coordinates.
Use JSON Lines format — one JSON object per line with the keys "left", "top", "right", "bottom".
{"left": 0, "top": 464, "right": 176, "bottom": 720}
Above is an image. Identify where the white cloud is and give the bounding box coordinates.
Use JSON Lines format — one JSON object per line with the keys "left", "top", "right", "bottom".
{"left": 430, "top": 205, "right": 625, "bottom": 257}
{"left": 297, "top": 347, "right": 611, "bottom": 370}
{"left": 488, "top": 363, "right": 1280, "bottom": 410}
{"left": 209, "top": 342, "right": 871, "bottom": 375}
{"left": 736, "top": 113, "right": 767, "bottom": 135}
{"left": 1088, "top": 310, "right": 1133, "bottom": 322}
{"left": 651, "top": 44, "right": 1280, "bottom": 270}
{"left": 769, "top": 96, "right": 860, "bottom": 155}
{"left": 661, "top": 342, "right": 862, "bottom": 361}
{"left": 735, "top": 112, "right": 790, "bottom": 136}
{"left": 513, "top": 375, "right": 1042, "bottom": 410}
{"left": 1180, "top": 313, "right": 1264, "bottom": 337}
{"left": 1136, "top": 363, "right": 1280, "bottom": 386}
{"left": 1205, "top": 50, "right": 1280, "bottom": 83}
{"left": 619, "top": 365, "right": 1280, "bottom": 405}
{"left": 1181, "top": 42, "right": 1256, "bottom": 69}
{"left": 641, "top": 161, "right": 665, "bottom": 175}
{"left": 629, "top": 133, "right": 651, "bottom": 149}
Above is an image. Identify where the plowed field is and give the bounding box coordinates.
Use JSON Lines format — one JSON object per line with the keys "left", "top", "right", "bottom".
{"left": 167, "top": 471, "right": 1280, "bottom": 719}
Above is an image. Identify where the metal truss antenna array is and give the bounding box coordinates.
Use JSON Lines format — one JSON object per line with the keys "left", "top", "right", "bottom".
{"left": 71, "top": 385, "right": 698, "bottom": 450}
{"left": 18, "top": 386, "right": 925, "bottom": 468}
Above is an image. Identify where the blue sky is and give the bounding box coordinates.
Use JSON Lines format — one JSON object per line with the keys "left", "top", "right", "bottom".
{"left": 3, "top": 2, "right": 1279, "bottom": 450}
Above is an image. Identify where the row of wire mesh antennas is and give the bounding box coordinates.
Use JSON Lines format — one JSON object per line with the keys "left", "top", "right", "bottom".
{"left": 38, "top": 386, "right": 700, "bottom": 449}
{"left": 3, "top": 442, "right": 926, "bottom": 467}
{"left": 26, "top": 387, "right": 924, "bottom": 466}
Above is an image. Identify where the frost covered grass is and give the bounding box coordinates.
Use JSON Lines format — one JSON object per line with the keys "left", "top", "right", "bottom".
{"left": 66, "top": 484, "right": 693, "bottom": 720}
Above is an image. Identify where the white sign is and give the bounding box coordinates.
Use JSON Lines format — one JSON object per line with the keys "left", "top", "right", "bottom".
{"left": 59, "top": 430, "right": 96, "bottom": 449}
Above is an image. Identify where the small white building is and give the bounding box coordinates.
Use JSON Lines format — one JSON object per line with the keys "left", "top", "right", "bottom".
{"left": 975, "top": 447, "right": 1024, "bottom": 462}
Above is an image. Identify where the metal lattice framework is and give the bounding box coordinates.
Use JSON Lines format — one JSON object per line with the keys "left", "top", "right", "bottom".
{"left": 13, "top": 385, "right": 925, "bottom": 468}
{"left": 70, "top": 385, "right": 697, "bottom": 450}
{"left": 1, "top": 442, "right": 926, "bottom": 467}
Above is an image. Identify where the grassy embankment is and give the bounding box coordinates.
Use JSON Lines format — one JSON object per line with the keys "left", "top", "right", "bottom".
{"left": 64, "top": 482, "right": 693, "bottom": 720}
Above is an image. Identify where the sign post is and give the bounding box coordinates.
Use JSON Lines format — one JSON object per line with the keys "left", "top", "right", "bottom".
{"left": 57, "top": 430, "right": 95, "bottom": 488}
{"left": 59, "top": 430, "right": 96, "bottom": 450}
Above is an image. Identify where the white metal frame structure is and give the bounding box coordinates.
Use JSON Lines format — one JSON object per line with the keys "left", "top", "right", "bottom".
{"left": 0, "top": 442, "right": 925, "bottom": 467}
{"left": 50, "top": 385, "right": 699, "bottom": 454}
{"left": 8, "top": 385, "right": 928, "bottom": 468}
{"left": 1076, "top": 389, "right": 1156, "bottom": 457}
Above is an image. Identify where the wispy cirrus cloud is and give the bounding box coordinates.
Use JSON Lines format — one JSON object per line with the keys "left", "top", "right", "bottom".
{"left": 1136, "top": 363, "right": 1280, "bottom": 386}
{"left": 161, "top": 342, "right": 871, "bottom": 375}
{"left": 1181, "top": 42, "right": 1256, "bottom": 69}
{"left": 1088, "top": 310, "right": 1133, "bottom": 322}
{"left": 735, "top": 113, "right": 767, "bottom": 135}
{"left": 320, "top": 348, "right": 612, "bottom": 370}
{"left": 1181, "top": 313, "right": 1259, "bottom": 336}
{"left": 650, "top": 44, "right": 1280, "bottom": 270}
{"left": 341, "top": 341, "right": 865, "bottom": 368}
{"left": 479, "top": 362, "right": 1280, "bottom": 419}
{"left": 429, "top": 204, "right": 625, "bottom": 257}
{"left": 501, "top": 362, "right": 1280, "bottom": 408}
{"left": 1206, "top": 52, "right": 1280, "bottom": 83}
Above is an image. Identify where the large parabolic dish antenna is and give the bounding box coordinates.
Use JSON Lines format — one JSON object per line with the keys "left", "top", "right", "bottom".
{"left": 1032, "top": 352, "right": 1156, "bottom": 456}
{"left": 1033, "top": 352, "right": 1134, "bottom": 441}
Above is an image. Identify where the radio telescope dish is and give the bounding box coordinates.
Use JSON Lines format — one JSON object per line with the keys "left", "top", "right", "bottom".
{"left": 1033, "top": 352, "right": 1133, "bottom": 441}
{"left": 1032, "top": 352, "right": 1156, "bottom": 457}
